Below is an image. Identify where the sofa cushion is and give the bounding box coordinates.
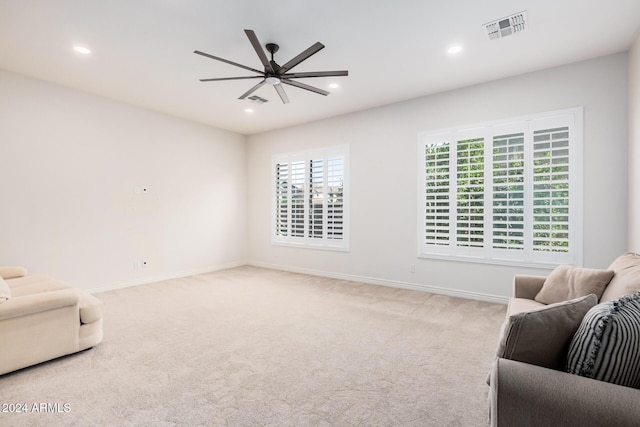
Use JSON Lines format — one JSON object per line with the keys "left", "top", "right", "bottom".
{"left": 566, "top": 292, "right": 640, "bottom": 388}
{"left": 5, "top": 274, "right": 56, "bottom": 288}
{"left": 535, "top": 265, "right": 614, "bottom": 304}
{"left": 0, "top": 266, "right": 28, "bottom": 280}
{"left": 601, "top": 252, "right": 640, "bottom": 302}
{"left": 8, "top": 279, "right": 72, "bottom": 298}
{"left": 496, "top": 294, "right": 597, "bottom": 371}
{"left": 0, "top": 277, "right": 10, "bottom": 304}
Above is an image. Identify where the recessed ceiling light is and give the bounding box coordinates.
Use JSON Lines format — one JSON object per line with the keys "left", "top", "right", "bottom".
{"left": 244, "top": 108, "right": 254, "bottom": 113}
{"left": 447, "top": 45, "right": 463, "bottom": 55}
{"left": 328, "top": 83, "right": 339, "bottom": 89}
{"left": 73, "top": 46, "right": 91, "bottom": 55}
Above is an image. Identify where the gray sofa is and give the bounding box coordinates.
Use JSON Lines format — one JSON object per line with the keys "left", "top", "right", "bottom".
{"left": 489, "top": 254, "right": 640, "bottom": 426}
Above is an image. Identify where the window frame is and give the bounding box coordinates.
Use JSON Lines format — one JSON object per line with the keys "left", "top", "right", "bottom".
{"left": 271, "top": 145, "right": 350, "bottom": 251}
{"left": 417, "top": 107, "right": 584, "bottom": 268}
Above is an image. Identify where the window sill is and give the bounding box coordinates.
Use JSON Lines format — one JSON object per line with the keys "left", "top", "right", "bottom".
{"left": 272, "top": 240, "right": 349, "bottom": 252}
{"left": 417, "top": 251, "right": 577, "bottom": 269}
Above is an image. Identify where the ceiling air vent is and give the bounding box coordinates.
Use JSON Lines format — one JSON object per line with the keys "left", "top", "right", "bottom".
{"left": 484, "top": 11, "right": 527, "bottom": 40}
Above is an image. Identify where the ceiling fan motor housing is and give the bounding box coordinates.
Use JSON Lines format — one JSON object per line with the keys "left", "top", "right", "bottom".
{"left": 265, "top": 43, "right": 279, "bottom": 54}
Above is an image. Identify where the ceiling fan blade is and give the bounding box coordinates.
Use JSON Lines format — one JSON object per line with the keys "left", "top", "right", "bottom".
{"left": 279, "top": 42, "right": 325, "bottom": 73}
{"left": 273, "top": 84, "right": 290, "bottom": 104}
{"left": 281, "top": 79, "right": 329, "bottom": 96}
{"left": 244, "top": 29, "right": 275, "bottom": 74}
{"left": 282, "top": 70, "right": 349, "bottom": 78}
{"left": 194, "top": 50, "right": 263, "bottom": 75}
{"left": 199, "top": 76, "right": 265, "bottom": 82}
{"left": 238, "top": 80, "right": 267, "bottom": 100}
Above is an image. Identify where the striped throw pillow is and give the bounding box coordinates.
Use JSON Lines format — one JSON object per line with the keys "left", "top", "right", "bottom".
{"left": 566, "top": 292, "right": 640, "bottom": 388}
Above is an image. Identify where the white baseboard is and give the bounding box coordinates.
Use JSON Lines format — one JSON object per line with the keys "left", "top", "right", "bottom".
{"left": 88, "top": 259, "right": 509, "bottom": 304}
{"left": 248, "top": 261, "right": 509, "bottom": 305}
{"left": 87, "top": 260, "right": 247, "bottom": 294}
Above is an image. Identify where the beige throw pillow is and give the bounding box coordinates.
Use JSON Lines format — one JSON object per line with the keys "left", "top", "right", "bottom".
{"left": 535, "top": 265, "right": 614, "bottom": 304}
{"left": 495, "top": 294, "right": 597, "bottom": 371}
{"left": 600, "top": 252, "right": 640, "bottom": 302}
{"left": 0, "top": 277, "right": 10, "bottom": 304}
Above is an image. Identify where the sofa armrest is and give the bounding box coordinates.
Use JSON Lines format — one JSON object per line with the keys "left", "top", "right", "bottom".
{"left": 490, "top": 358, "right": 640, "bottom": 427}
{"left": 512, "top": 274, "right": 546, "bottom": 299}
{"left": 0, "top": 266, "right": 28, "bottom": 280}
{"left": 0, "top": 289, "right": 79, "bottom": 321}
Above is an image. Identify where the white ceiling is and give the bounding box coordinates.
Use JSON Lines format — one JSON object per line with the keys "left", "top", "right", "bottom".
{"left": 1, "top": 0, "right": 639, "bottom": 135}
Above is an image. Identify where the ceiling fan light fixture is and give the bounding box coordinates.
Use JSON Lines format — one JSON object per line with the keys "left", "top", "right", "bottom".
{"left": 265, "top": 76, "right": 281, "bottom": 85}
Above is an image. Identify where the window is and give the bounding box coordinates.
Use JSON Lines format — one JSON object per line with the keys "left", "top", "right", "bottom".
{"left": 418, "top": 108, "right": 583, "bottom": 267}
{"left": 273, "top": 145, "right": 349, "bottom": 250}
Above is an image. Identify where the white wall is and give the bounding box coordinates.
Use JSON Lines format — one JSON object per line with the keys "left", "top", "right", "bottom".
{"left": 629, "top": 33, "right": 640, "bottom": 251}
{"left": 0, "top": 69, "right": 247, "bottom": 291}
{"left": 247, "top": 53, "right": 629, "bottom": 301}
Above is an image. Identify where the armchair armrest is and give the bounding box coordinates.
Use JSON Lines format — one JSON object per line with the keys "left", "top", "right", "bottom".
{"left": 512, "top": 274, "right": 546, "bottom": 299}
{"left": 0, "top": 266, "right": 28, "bottom": 280}
{"left": 0, "top": 289, "right": 79, "bottom": 321}
{"left": 490, "top": 358, "right": 640, "bottom": 427}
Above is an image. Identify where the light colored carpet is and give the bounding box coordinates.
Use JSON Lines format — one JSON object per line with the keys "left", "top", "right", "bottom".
{"left": 0, "top": 266, "right": 506, "bottom": 426}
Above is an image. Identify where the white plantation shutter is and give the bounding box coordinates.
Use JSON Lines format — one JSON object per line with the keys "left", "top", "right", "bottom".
{"left": 275, "top": 162, "right": 289, "bottom": 236}
{"left": 272, "top": 146, "right": 349, "bottom": 250}
{"left": 327, "top": 156, "right": 344, "bottom": 240}
{"left": 532, "top": 125, "right": 571, "bottom": 253}
{"left": 424, "top": 142, "right": 450, "bottom": 246}
{"left": 290, "top": 160, "right": 306, "bottom": 237}
{"left": 418, "top": 107, "right": 582, "bottom": 267}
{"left": 456, "top": 137, "right": 485, "bottom": 248}
{"left": 492, "top": 132, "right": 525, "bottom": 250}
{"left": 309, "top": 158, "right": 324, "bottom": 239}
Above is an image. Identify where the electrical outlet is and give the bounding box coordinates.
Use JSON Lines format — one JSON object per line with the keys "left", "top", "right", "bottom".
{"left": 134, "top": 259, "right": 150, "bottom": 269}
{"left": 134, "top": 186, "right": 150, "bottom": 194}
{"left": 409, "top": 264, "right": 415, "bottom": 273}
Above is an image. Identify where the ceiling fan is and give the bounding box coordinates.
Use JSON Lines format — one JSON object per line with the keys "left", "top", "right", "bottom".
{"left": 194, "top": 29, "right": 348, "bottom": 104}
